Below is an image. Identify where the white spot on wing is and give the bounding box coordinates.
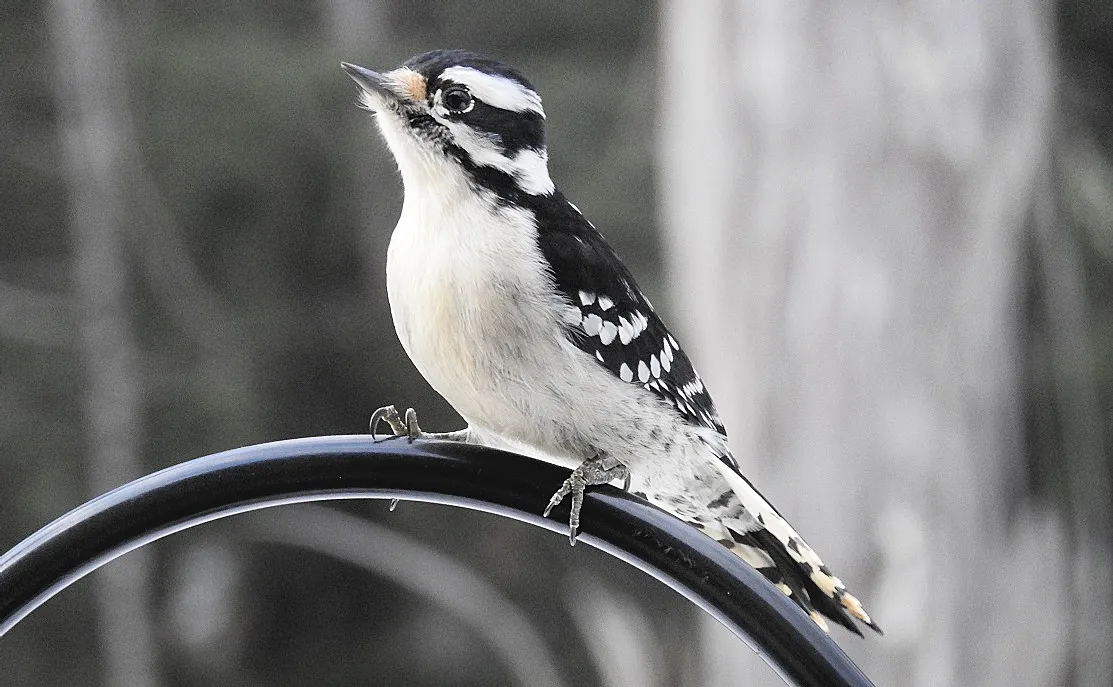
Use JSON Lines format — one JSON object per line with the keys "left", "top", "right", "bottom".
{"left": 618, "top": 317, "right": 633, "bottom": 345}
{"left": 650, "top": 354, "right": 661, "bottom": 377}
{"left": 599, "top": 321, "right": 617, "bottom": 345}
{"left": 629, "top": 312, "right": 647, "bottom": 338}
{"left": 619, "top": 363, "right": 633, "bottom": 382}
{"left": 661, "top": 347, "right": 672, "bottom": 371}
{"left": 583, "top": 313, "right": 602, "bottom": 335}
{"left": 579, "top": 290, "right": 595, "bottom": 306}
{"left": 637, "top": 360, "right": 650, "bottom": 383}
{"left": 597, "top": 295, "right": 614, "bottom": 311}
{"left": 595, "top": 350, "right": 604, "bottom": 363}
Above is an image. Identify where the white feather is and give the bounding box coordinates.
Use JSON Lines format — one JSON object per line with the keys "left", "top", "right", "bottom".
{"left": 440, "top": 66, "right": 545, "bottom": 117}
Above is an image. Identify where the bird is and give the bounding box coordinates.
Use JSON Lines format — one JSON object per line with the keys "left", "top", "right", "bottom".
{"left": 342, "top": 50, "right": 880, "bottom": 636}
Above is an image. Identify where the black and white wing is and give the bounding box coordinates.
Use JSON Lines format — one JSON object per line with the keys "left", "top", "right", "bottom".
{"left": 531, "top": 194, "right": 882, "bottom": 636}
{"left": 534, "top": 194, "right": 727, "bottom": 438}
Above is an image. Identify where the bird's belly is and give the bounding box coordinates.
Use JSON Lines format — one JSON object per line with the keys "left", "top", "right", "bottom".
{"left": 385, "top": 232, "right": 546, "bottom": 432}
{"left": 388, "top": 268, "right": 479, "bottom": 412}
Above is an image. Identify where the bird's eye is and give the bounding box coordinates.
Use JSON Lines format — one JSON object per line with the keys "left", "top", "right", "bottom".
{"left": 440, "top": 86, "right": 474, "bottom": 114}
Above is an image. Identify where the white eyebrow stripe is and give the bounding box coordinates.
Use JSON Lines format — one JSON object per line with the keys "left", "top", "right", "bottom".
{"left": 440, "top": 66, "right": 545, "bottom": 117}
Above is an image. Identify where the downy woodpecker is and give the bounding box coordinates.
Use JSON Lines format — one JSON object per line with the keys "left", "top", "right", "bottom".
{"left": 343, "top": 50, "right": 879, "bottom": 635}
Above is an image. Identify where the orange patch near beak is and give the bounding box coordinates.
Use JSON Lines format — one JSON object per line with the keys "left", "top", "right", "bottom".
{"left": 387, "top": 67, "right": 427, "bottom": 102}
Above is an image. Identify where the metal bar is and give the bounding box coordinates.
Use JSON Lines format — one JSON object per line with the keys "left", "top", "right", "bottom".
{"left": 0, "top": 435, "right": 873, "bottom": 686}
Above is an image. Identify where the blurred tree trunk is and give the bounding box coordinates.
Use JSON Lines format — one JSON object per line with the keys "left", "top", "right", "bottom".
{"left": 660, "top": 1, "right": 1108, "bottom": 685}
{"left": 47, "top": 1, "right": 159, "bottom": 685}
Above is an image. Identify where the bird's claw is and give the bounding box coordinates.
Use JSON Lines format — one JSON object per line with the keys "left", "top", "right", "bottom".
{"left": 543, "top": 471, "right": 587, "bottom": 545}
{"left": 370, "top": 405, "right": 470, "bottom": 443}
{"left": 403, "top": 407, "right": 422, "bottom": 441}
{"left": 543, "top": 454, "right": 629, "bottom": 546}
{"left": 370, "top": 404, "right": 407, "bottom": 441}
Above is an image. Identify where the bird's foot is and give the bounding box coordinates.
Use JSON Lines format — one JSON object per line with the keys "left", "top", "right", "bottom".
{"left": 543, "top": 453, "right": 629, "bottom": 545}
{"left": 370, "top": 405, "right": 408, "bottom": 441}
{"left": 369, "top": 405, "right": 469, "bottom": 443}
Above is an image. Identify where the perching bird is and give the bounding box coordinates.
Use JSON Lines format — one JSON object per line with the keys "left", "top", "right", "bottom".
{"left": 343, "top": 50, "right": 880, "bottom": 635}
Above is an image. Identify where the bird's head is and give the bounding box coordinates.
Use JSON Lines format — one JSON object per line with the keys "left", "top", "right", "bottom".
{"left": 342, "top": 50, "right": 554, "bottom": 199}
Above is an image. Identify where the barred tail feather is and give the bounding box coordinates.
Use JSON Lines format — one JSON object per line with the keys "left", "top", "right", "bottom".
{"left": 708, "top": 456, "right": 883, "bottom": 636}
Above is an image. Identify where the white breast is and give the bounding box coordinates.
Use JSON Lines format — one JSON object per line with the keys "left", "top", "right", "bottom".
{"left": 385, "top": 162, "right": 561, "bottom": 429}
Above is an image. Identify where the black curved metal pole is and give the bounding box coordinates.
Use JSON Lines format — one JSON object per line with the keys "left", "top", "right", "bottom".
{"left": 0, "top": 436, "right": 873, "bottom": 687}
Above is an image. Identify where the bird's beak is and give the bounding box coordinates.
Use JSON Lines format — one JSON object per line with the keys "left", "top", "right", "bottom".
{"left": 341, "top": 62, "right": 397, "bottom": 100}
{"left": 341, "top": 62, "right": 426, "bottom": 104}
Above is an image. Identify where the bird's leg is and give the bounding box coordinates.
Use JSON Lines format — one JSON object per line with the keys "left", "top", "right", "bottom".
{"left": 543, "top": 453, "right": 629, "bottom": 546}
{"left": 369, "top": 405, "right": 470, "bottom": 443}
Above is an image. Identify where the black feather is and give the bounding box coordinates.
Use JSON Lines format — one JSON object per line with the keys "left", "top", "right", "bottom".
{"left": 736, "top": 526, "right": 862, "bottom": 635}
{"left": 527, "top": 193, "right": 728, "bottom": 437}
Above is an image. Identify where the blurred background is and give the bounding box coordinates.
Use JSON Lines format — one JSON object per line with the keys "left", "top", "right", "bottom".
{"left": 1, "top": 0, "right": 1111, "bottom": 685}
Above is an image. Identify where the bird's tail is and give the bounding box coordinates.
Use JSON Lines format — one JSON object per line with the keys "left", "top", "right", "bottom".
{"left": 704, "top": 458, "right": 882, "bottom": 636}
